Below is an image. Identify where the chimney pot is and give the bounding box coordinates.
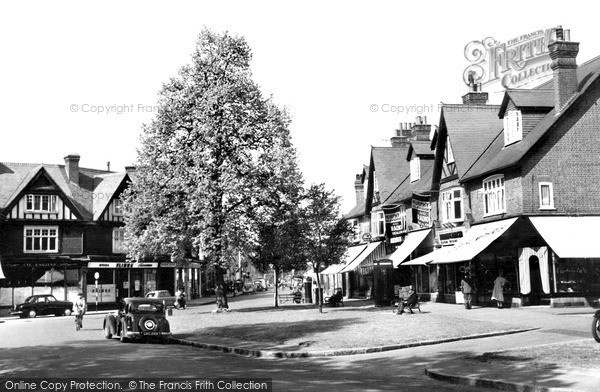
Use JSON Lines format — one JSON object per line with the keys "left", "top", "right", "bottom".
{"left": 555, "top": 25, "right": 564, "bottom": 41}
{"left": 64, "top": 154, "right": 80, "bottom": 184}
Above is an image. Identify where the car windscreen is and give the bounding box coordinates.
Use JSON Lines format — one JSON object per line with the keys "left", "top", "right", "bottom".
{"left": 132, "top": 303, "right": 164, "bottom": 313}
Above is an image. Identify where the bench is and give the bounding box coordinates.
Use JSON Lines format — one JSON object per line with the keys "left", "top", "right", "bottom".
{"left": 391, "top": 286, "right": 421, "bottom": 313}
{"left": 277, "top": 292, "right": 303, "bottom": 304}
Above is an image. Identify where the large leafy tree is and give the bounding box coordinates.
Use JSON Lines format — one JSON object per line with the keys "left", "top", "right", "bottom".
{"left": 123, "top": 28, "right": 296, "bottom": 309}
{"left": 299, "top": 184, "right": 352, "bottom": 312}
{"left": 249, "top": 109, "right": 306, "bottom": 307}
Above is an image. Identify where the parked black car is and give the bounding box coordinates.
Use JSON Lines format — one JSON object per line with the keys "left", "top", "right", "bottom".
{"left": 10, "top": 294, "right": 73, "bottom": 318}
{"left": 103, "top": 298, "right": 171, "bottom": 343}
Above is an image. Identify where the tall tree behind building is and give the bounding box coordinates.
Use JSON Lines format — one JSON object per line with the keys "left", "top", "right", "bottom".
{"left": 122, "top": 29, "right": 298, "bottom": 309}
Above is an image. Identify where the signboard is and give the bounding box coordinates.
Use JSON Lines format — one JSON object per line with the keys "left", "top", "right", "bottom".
{"left": 439, "top": 229, "right": 465, "bottom": 246}
{"left": 87, "top": 284, "right": 116, "bottom": 303}
{"left": 88, "top": 262, "right": 158, "bottom": 269}
{"left": 383, "top": 204, "right": 405, "bottom": 241}
{"left": 412, "top": 199, "right": 431, "bottom": 228}
{"left": 464, "top": 27, "right": 560, "bottom": 91}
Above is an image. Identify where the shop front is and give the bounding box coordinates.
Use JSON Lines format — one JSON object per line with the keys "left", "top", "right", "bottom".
{"left": 0, "top": 257, "right": 85, "bottom": 315}
{"left": 86, "top": 260, "right": 159, "bottom": 304}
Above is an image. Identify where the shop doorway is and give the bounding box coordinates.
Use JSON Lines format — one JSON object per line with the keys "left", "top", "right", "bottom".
{"left": 529, "top": 255, "right": 543, "bottom": 305}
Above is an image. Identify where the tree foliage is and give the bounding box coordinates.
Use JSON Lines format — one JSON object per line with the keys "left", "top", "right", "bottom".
{"left": 122, "top": 29, "right": 299, "bottom": 307}
{"left": 298, "top": 184, "right": 352, "bottom": 312}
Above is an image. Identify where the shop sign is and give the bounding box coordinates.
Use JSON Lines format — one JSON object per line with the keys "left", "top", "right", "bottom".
{"left": 382, "top": 204, "right": 406, "bottom": 241}
{"left": 412, "top": 199, "right": 431, "bottom": 228}
{"left": 88, "top": 262, "right": 158, "bottom": 269}
{"left": 439, "top": 229, "right": 465, "bottom": 246}
{"left": 463, "top": 27, "right": 560, "bottom": 90}
{"left": 160, "top": 262, "right": 176, "bottom": 268}
{"left": 87, "top": 284, "right": 116, "bottom": 303}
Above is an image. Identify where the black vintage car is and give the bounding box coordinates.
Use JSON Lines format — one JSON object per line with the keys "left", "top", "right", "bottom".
{"left": 103, "top": 298, "right": 171, "bottom": 343}
{"left": 10, "top": 294, "right": 73, "bottom": 318}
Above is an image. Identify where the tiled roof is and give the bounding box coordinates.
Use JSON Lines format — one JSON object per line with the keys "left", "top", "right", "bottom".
{"left": 439, "top": 104, "right": 504, "bottom": 179}
{"left": 371, "top": 146, "right": 410, "bottom": 206}
{"left": 384, "top": 163, "right": 434, "bottom": 204}
{"left": 344, "top": 201, "right": 366, "bottom": 219}
{"left": 498, "top": 89, "right": 554, "bottom": 118}
{"left": 462, "top": 67, "right": 600, "bottom": 181}
{"left": 0, "top": 161, "right": 128, "bottom": 221}
{"left": 407, "top": 141, "right": 434, "bottom": 160}
{"left": 537, "top": 54, "right": 600, "bottom": 90}
{"left": 93, "top": 173, "right": 129, "bottom": 220}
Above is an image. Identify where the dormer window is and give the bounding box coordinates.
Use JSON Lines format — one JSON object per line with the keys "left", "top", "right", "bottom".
{"left": 410, "top": 156, "right": 420, "bottom": 182}
{"left": 503, "top": 110, "right": 523, "bottom": 146}
{"left": 26, "top": 194, "right": 57, "bottom": 212}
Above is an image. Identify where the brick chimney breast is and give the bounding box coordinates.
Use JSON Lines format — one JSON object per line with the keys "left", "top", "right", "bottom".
{"left": 354, "top": 174, "right": 365, "bottom": 204}
{"left": 64, "top": 154, "right": 80, "bottom": 184}
{"left": 548, "top": 26, "right": 579, "bottom": 112}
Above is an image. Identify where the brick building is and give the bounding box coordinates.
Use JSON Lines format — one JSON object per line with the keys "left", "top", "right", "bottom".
{"left": 340, "top": 26, "right": 600, "bottom": 307}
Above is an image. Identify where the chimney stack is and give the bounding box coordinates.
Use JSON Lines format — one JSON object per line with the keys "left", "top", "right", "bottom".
{"left": 354, "top": 174, "right": 365, "bottom": 204}
{"left": 64, "top": 154, "right": 80, "bottom": 184}
{"left": 125, "top": 165, "right": 137, "bottom": 174}
{"left": 548, "top": 25, "right": 579, "bottom": 112}
{"left": 391, "top": 123, "right": 410, "bottom": 147}
{"left": 106, "top": 161, "right": 111, "bottom": 172}
{"left": 410, "top": 116, "right": 431, "bottom": 141}
{"left": 461, "top": 72, "right": 488, "bottom": 105}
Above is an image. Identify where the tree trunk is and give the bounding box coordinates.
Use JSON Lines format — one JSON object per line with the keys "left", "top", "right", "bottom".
{"left": 274, "top": 269, "right": 279, "bottom": 308}
{"left": 315, "top": 267, "right": 323, "bottom": 313}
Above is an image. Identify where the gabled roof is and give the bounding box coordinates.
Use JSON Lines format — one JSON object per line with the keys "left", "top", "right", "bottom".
{"left": 407, "top": 141, "right": 434, "bottom": 160}
{"left": 439, "top": 104, "right": 503, "bottom": 179}
{"left": 371, "top": 146, "right": 410, "bottom": 205}
{"left": 498, "top": 89, "right": 554, "bottom": 118}
{"left": 93, "top": 173, "right": 129, "bottom": 220}
{"left": 0, "top": 160, "right": 129, "bottom": 221}
{"left": 462, "top": 67, "right": 600, "bottom": 181}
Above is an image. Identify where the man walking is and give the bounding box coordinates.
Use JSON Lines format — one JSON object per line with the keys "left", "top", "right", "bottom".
{"left": 460, "top": 275, "right": 474, "bottom": 310}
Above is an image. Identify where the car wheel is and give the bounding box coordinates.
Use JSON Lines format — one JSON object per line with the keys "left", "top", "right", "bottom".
{"left": 28, "top": 310, "right": 37, "bottom": 318}
{"left": 64, "top": 308, "right": 72, "bottom": 316}
{"left": 120, "top": 319, "right": 128, "bottom": 343}
{"left": 104, "top": 324, "right": 113, "bottom": 339}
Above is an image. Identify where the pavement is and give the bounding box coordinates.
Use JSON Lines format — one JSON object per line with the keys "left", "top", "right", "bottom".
{"left": 171, "top": 295, "right": 600, "bottom": 392}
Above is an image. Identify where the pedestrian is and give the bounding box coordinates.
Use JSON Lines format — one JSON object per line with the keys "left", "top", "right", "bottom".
{"left": 491, "top": 272, "right": 508, "bottom": 309}
{"left": 397, "top": 286, "right": 418, "bottom": 315}
{"left": 175, "top": 287, "right": 186, "bottom": 309}
{"left": 73, "top": 292, "right": 87, "bottom": 331}
{"left": 460, "top": 274, "right": 474, "bottom": 309}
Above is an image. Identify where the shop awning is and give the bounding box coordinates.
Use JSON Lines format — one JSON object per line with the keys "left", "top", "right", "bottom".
{"left": 389, "top": 229, "right": 432, "bottom": 268}
{"left": 339, "top": 241, "right": 382, "bottom": 273}
{"left": 432, "top": 218, "right": 518, "bottom": 264}
{"left": 529, "top": 216, "right": 600, "bottom": 258}
{"left": 0, "top": 260, "right": 6, "bottom": 280}
{"left": 322, "top": 244, "right": 367, "bottom": 274}
{"left": 402, "top": 248, "right": 444, "bottom": 266}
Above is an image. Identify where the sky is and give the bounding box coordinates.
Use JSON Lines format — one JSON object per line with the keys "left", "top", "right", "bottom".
{"left": 1, "top": 1, "right": 599, "bottom": 212}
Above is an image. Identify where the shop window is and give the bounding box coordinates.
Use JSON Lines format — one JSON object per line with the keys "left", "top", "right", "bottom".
{"left": 24, "top": 226, "right": 58, "bottom": 253}
{"left": 26, "top": 194, "right": 57, "bottom": 212}
{"left": 483, "top": 175, "right": 506, "bottom": 216}
{"left": 441, "top": 188, "right": 463, "bottom": 223}
{"left": 112, "top": 228, "right": 126, "bottom": 254}
{"left": 503, "top": 110, "right": 523, "bottom": 146}
{"left": 539, "top": 182, "right": 555, "bottom": 210}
